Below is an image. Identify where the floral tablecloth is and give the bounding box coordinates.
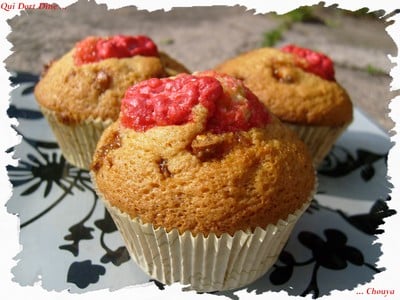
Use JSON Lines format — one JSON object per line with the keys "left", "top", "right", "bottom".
{"left": 6, "top": 72, "right": 396, "bottom": 299}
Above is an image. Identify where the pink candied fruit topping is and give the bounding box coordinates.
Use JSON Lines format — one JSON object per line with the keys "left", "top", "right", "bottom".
{"left": 281, "top": 44, "right": 335, "bottom": 81}
{"left": 120, "top": 71, "right": 270, "bottom": 133}
{"left": 74, "top": 35, "right": 159, "bottom": 65}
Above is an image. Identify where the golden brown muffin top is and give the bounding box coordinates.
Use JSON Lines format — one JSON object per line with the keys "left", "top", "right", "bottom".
{"left": 215, "top": 47, "right": 353, "bottom": 126}
{"left": 34, "top": 50, "right": 189, "bottom": 125}
{"left": 91, "top": 72, "right": 315, "bottom": 237}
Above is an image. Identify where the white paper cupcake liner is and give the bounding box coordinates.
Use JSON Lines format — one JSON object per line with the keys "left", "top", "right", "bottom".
{"left": 40, "top": 107, "right": 113, "bottom": 170}
{"left": 284, "top": 122, "right": 350, "bottom": 167}
{"left": 102, "top": 199, "right": 312, "bottom": 292}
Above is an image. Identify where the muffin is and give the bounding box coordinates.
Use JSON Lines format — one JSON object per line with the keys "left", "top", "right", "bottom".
{"left": 214, "top": 44, "right": 353, "bottom": 166}
{"left": 90, "top": 71, "right": 316, "bottom": 292}
{"left": 34, "top": 34, "right": 189, "bottom": 169}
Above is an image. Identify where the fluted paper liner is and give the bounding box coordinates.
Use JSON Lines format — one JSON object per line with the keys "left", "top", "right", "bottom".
{"left": 284, "top": 122, "right": 350, "bottom": 167}
{"left": 40, "top": 107, "right": 113, "bottom": 170}
{"left": 102, "top": 199, "right": 311, "bottom": 292}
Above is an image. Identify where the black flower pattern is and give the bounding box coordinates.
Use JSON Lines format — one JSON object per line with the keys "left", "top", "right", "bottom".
{"left": 67, "top": 260, "right": 106, "bottom": 289}
{"left": 58, "top": 175, "right": 101, "bottom": 257}
{"left": 94, "top": 209, "right": 118, "bottom": 234}
{"left": 7, "top": 133, "right": 70, "bottom": 198}
{"left": 337, "top": 196, "right": 396, "bottom": 235}
{"left": 95, "top": 209, "right": 130, "bottom": 266}
{"left": 299, "top": 229, "right": 365, "bottom": 270}
{"left": 60, "top": 223, "right": 95, "bottom": 257}
{"left": 269, "top": 251, "right": 298, "bottom": 285}
{"left": 318, "top": 146, "right": 387, "bottom": 181}
{"left": 7, "top": 130, "right": 89, "bottom": 228}
{"left": 268, "top": 229, "right": 382, "bottom": 299}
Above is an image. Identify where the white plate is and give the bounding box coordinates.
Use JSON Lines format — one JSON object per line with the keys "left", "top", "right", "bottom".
{"left": 6, "top": 72, "right": 395, "bottom": 298}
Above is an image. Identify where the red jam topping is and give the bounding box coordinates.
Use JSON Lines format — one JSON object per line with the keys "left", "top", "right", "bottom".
{"left": 74, "top": 35, "right": 159, "bottom": 65}
{"left": 120, "top": 71, "right": 270, "bottom": 133}
{"left": 281, "top": 44, "right": 335, "bottom": 81}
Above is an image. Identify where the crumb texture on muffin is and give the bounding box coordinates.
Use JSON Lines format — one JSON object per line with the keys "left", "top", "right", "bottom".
{"left": 34, "top": 37, "right": 189, "bottom": 124}
{"left": 215, "top": 47, "right": 353, "bottom": 126}
{"left": 92, "top": 117, "right": 315, "bottom": 237}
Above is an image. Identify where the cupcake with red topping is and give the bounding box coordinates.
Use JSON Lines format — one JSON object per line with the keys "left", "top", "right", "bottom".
{"left": 214, "top": 44, "right": 353, "bottom": 166}
{"left": 34, "top": 34, "right": 189, "bottom": 169}
{"left": 90, "top": 71, "right": 316, "bottom": 292}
